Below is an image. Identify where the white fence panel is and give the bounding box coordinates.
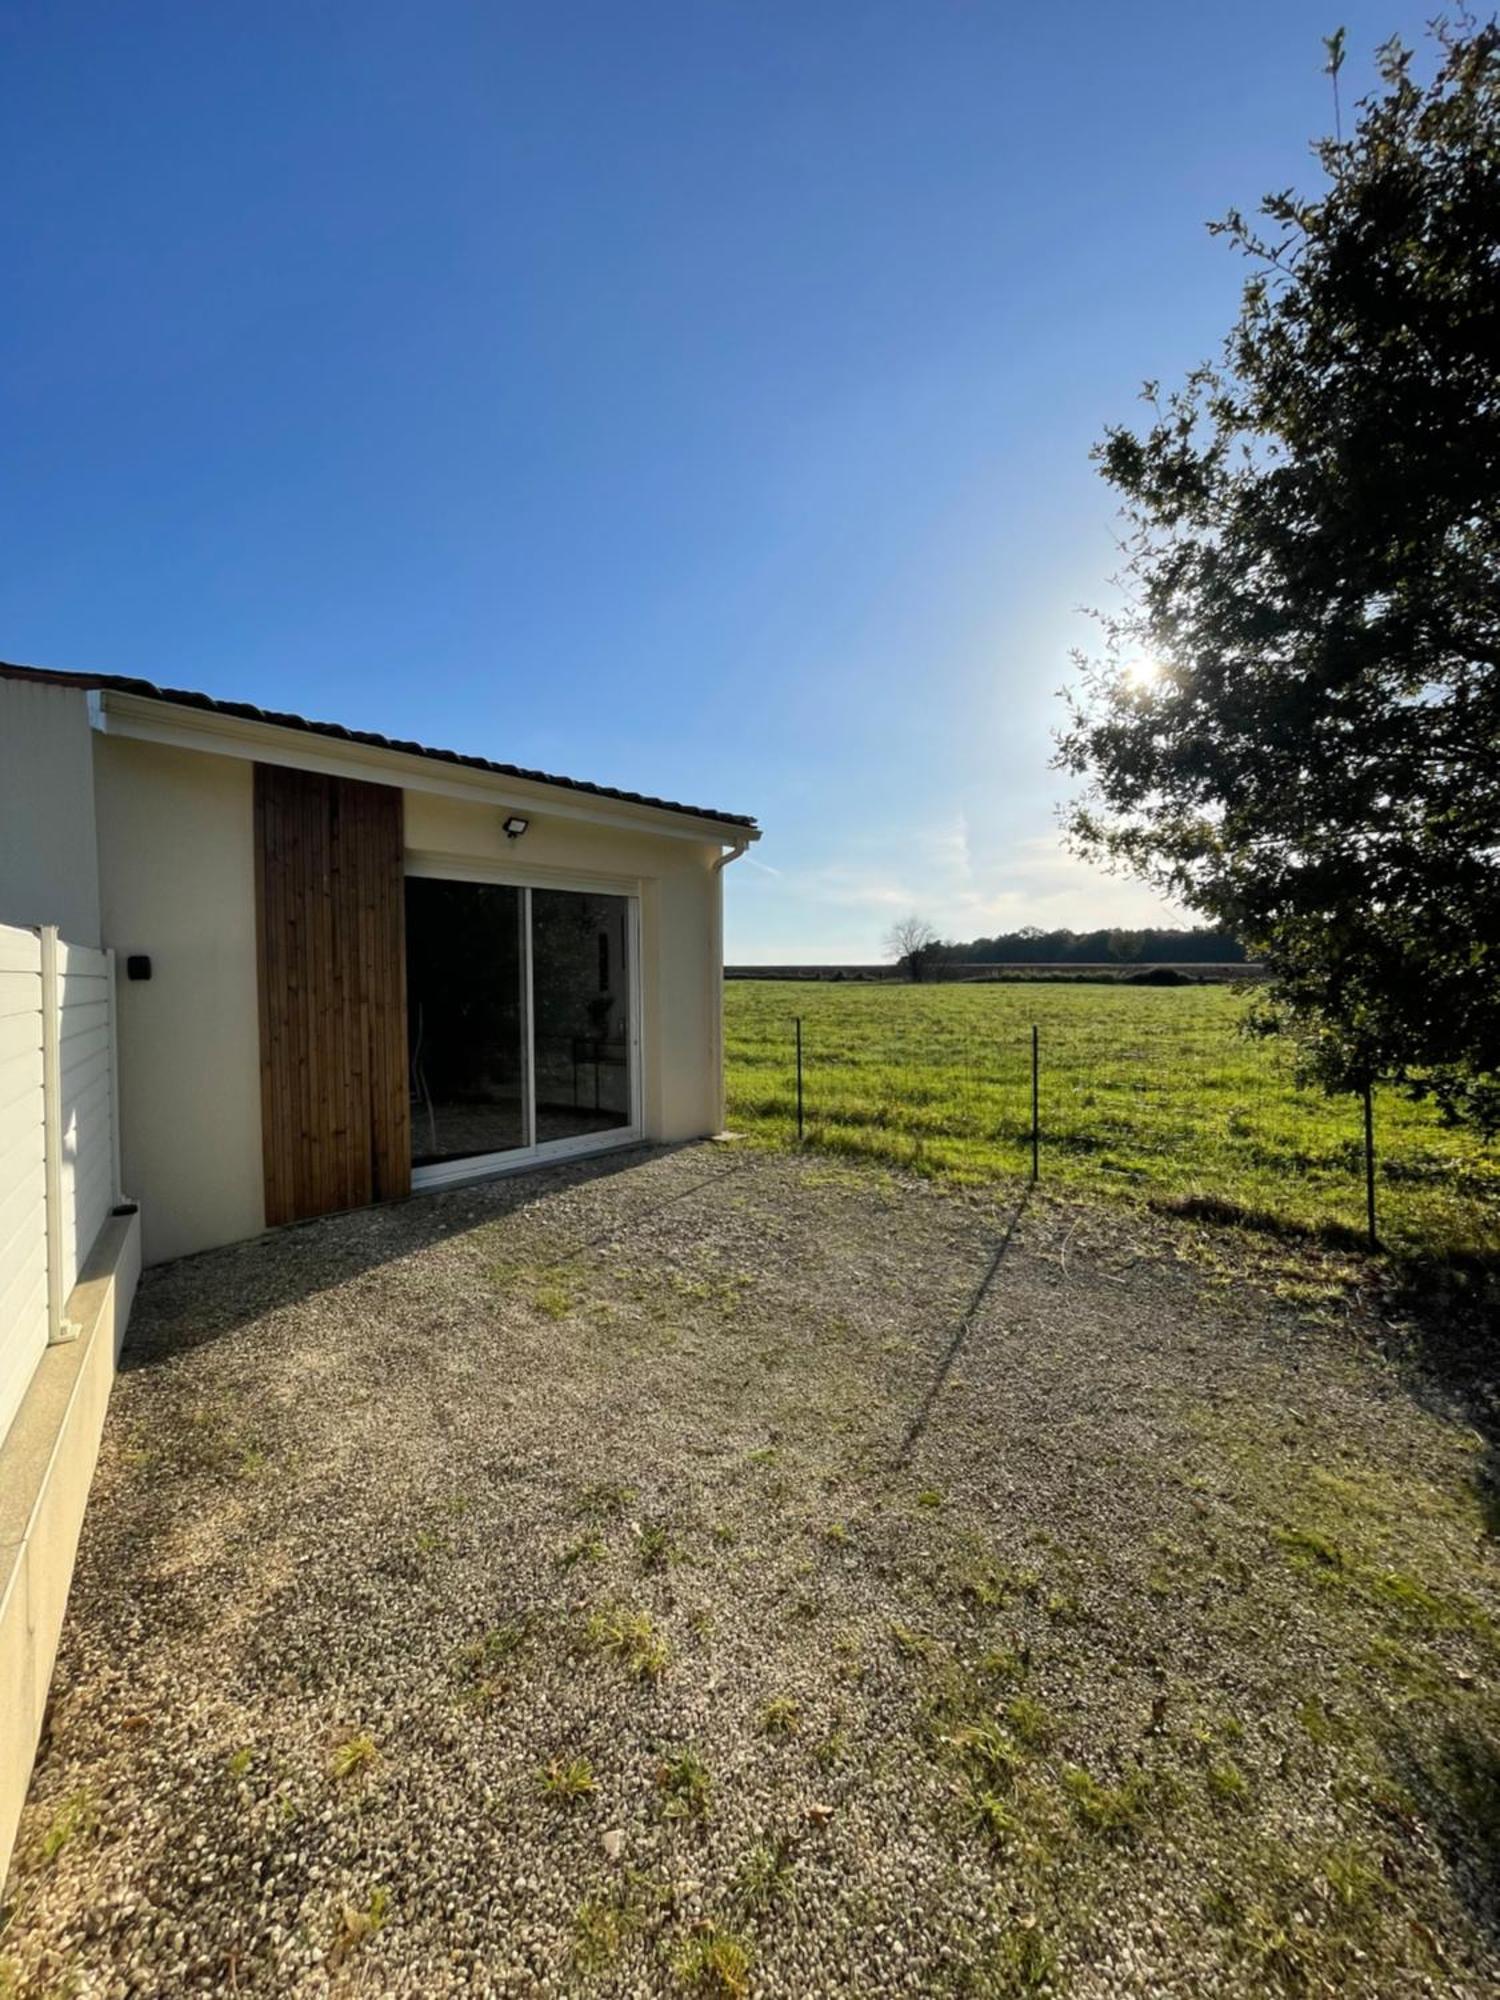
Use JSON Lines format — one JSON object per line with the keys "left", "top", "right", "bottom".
{"left": 56, "top": 940, "right": 115, "bottom": 1303}
{"left": 0, "top": 923, "right": 121, "bottom": 1448}
{"left": 0, "top": 925, "right": 47, "bottom": 1446}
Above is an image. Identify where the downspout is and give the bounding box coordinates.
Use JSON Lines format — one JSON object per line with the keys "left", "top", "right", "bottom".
{"left": 710, "top": 837, "right": 751, "bottom": 1134}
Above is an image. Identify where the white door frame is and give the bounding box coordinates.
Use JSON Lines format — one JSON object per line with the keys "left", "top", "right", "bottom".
{"left": 405, "top": 859, "right": 645, "bottom": 1193}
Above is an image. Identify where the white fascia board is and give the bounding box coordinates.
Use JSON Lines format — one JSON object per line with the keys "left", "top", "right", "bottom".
{"left": 91, "top": 690, "right": 759, "bottom": 850}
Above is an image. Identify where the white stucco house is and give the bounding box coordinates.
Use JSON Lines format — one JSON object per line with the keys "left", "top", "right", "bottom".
{"left": 0, "top": 656, "right": 758, "bottom": 1872}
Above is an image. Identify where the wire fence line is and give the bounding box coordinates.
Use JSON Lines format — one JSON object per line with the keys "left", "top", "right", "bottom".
{"left": 723, "top": 994, "right": 1500, "bottom": 1259}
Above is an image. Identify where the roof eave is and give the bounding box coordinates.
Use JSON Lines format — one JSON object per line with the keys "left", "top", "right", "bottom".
{"left": 92, "top": 687, "right": 760, "bottom": 846}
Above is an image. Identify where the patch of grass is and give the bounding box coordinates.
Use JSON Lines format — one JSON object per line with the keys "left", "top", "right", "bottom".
{"left": 724, "top": 979, "right": 1499, "bottom": 1255}
{"left": 489, "top": 1258, "right": 578, "bottom": 1319}
{"left": 979, "top": 1645, "right": 1029, "bottom": 1681}
{"left": 1265, "top": 1460, "right": 1497, "bottom": 1644}
{"left": 1060, "top": 1763, "right": 1158, "bottom": 1837}
{"left": 329, "top": 1733, "right": 378, "bottom": 1781}
{"left": 1201, "top": 1837, "right": 1396, "bottom": 1992}
{"left": 1297, "top": 1697, "right": 1351, "bottom": 1747}
{"left": 1003, "top": 1694, "right": 1055, "bottom": 1750}
{"left": 454, "top": 1621, "right": 527, "bottom": 1704}
{"left": 639, "top": 1522, "right": 679, "bottom": 1572}
{"left": 990, "top": 1921, "right": 1058, "bottom": 1994}
{"left": 758, "top": 1695, "right": 801, "bottom": 1737}
{"left": 576, "top": 1482, "right": 635, "bottom": 1520}
{"left": 573, "top": 1889, "right": 641, "bottom": 1972}
{"left": 539, "top": 1756, "right": 596, "bottom": 1806}
{"left": 813, "top": 1725, "right": 851, "bottom": 1770}
{"left": 674, "top": 1925, "right": 751, "bottom": 1997}
{"left": 963, "top": 1787, "right": 1034, "bottom": 1852}
{"left": 916, "top": 1487, "right": 945, "bottom": 1509}
{"left": 947, "top": 1719, "right": 1027, "bottom": 1791}
{"left": 571, "top": 1870, "right": 674, "bottom": 1973}
{"left": 733, "top": 1835, "right": 799, "bottom": 1916}
{"left": 330, "top": 1886, "right": 391, "bottom": 1966}
{"left": 226, "top": 1745, "right": 255, "bottom": 1779}
{"left": 948, "top": 1555, "right": 1037, "bottom": 1610}
{"left": 1205, "top": 1756, "right": 1251, "bottom": 1807}
{"left": 38, "top": 1787, "right": 98, "bottom": 1863}
{"left": 586, "top": 1608, "right": 671, "bottom": 1682}
{"left": 1275, "top": 1524, "right": 1344, "bottom": 1570}
{"left": 560, "top": 1530, "right": 607, "bottom": 1568}
{"left": 459, "top": 1622, "right": 527, "bottom": 1673}
{"left": 656, "top": 1749, "right": 712, "bottom": 1821}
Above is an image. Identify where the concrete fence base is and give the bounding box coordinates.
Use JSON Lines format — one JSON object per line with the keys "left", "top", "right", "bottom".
{"left": 0, "top": 1206, "right": 140, "bottom": 1881}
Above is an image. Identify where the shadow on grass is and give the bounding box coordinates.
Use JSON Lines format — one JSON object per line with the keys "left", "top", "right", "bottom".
{"left": 1149, "top": 1190, "right": 1377, "bottom": 1256}
{"left": 120, "top": 1142, "right": 748, "bottom": 1369}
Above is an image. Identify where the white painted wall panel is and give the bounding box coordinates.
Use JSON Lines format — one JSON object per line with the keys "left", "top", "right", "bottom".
{"left": 56, "top": 942, "right": 114, "bottom": 1304}
{"left": 0, "top": 925, "right": 45, "bottom": 1445}
{"left": 0, "top": 925, "right": 120, "bottom": 1444}
{"left": 0, "top": 681, "right": 102, "bottom": 944}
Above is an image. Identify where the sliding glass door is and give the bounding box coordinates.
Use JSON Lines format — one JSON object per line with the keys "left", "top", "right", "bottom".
{"left": 405, "top": 875, "right": 636, "bottom": 1184}
{"left": 531, "top": 889, "right": 632, "bottom": 1144}
{"left": 406, "top": 879, "right": 527, "bottom": 1169}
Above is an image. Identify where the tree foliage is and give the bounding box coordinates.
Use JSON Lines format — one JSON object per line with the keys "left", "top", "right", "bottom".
{"left": 1057, "top": 19, "right": 1500, "bottom": 1129}
{"left": 884, "top": 914, "right": 940, "bottom": 982}
{"left": 930, "top": 925, "right": 1245, "bottom": 966}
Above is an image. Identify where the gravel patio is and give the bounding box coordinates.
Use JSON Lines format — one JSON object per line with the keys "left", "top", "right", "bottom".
{"left": 3, "top": 1143, "right": 1499, "bottom": 1998}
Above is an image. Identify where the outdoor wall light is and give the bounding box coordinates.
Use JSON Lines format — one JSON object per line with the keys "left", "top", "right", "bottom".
{"left": 503, "top": 815, "right": 530, "bottom": 840}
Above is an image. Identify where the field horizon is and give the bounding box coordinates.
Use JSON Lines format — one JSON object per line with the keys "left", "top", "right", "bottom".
{"left": 724, "top": 979, "right": 1499, "bottom": 1259}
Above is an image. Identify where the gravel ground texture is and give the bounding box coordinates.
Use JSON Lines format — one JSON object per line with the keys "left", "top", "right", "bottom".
{"left": 3, "top": 1141, "right": 1499, "bottom": 1999}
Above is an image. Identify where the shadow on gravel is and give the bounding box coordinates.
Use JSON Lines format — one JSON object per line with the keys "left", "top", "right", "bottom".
{"left": 894, "top": 1188, "right": 1031, "bottom": 1467}
{"left": 1391, "top": 1716, "right": 1500, "bottom": 1954}
{"left": 1379, "top": 1250, "right": 1500, "bottom": 1536}
{"left": 1157, "top": 1193, "right": 1500, "bottom": 1538}
{"left": 120, "top": 1142, "right": 749, "bottom": 1369}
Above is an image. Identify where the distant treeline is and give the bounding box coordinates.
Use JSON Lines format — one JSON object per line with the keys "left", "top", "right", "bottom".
{"left": 932, "top": 926, "right": 1247, "bottom": 966}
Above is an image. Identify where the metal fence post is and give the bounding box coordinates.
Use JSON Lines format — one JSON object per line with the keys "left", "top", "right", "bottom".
{"left": 1363, "top": 1076, "right": 1378, "bottom": 1250}
{"left": 795, "top": 1016, "right": 804, "bottom": 1144}
{"left": 1030, "top": 1023, "right": 1040, "bottom": 1184}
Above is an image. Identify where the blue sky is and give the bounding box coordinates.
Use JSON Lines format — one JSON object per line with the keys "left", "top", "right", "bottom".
{"left": 1, "top": 3, "right": 1434, "bottom": 960}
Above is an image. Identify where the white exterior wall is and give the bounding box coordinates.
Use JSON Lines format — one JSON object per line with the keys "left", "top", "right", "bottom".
{"left": 93, "top": 737, "right": 265, "bottom": 1266}
{"left": 403, "top": 791, "right": 723, "bottom": 1143}
{"left": 0, "top": 924, "right": 122, "bottom": 1447}
{"left": 0, "top": 927, "right": 47, "bottom": 1446}
{"left": 0, "top": 680, "right": 102, "bottom": 945}
{"left": 89, "top": 727, "right": 730, "bottom": 1264}
{"left": 55, "top": 940, "right": 116, "bottom": 1302}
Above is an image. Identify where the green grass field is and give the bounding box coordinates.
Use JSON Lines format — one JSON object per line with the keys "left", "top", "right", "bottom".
{"left": 725, "top": 979, "right": 1500, "bottom": 1256}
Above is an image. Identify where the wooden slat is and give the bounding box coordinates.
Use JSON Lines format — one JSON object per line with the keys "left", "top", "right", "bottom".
{"left": 254, "top": 764, "right": 408, "bottom": 1226}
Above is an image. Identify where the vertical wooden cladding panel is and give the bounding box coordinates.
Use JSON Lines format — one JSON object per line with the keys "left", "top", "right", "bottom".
{"left": 254, "top": 765, "right": 410, "bottom": 1226}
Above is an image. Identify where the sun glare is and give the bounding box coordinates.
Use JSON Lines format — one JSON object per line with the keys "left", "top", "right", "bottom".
{"left": 1123, "top": 657, "right": 1163, "bottom": 692}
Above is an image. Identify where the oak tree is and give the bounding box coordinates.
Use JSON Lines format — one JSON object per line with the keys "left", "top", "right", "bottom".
{"left": 1058, "top": 21, "right": 1500, "bottom": 1129}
